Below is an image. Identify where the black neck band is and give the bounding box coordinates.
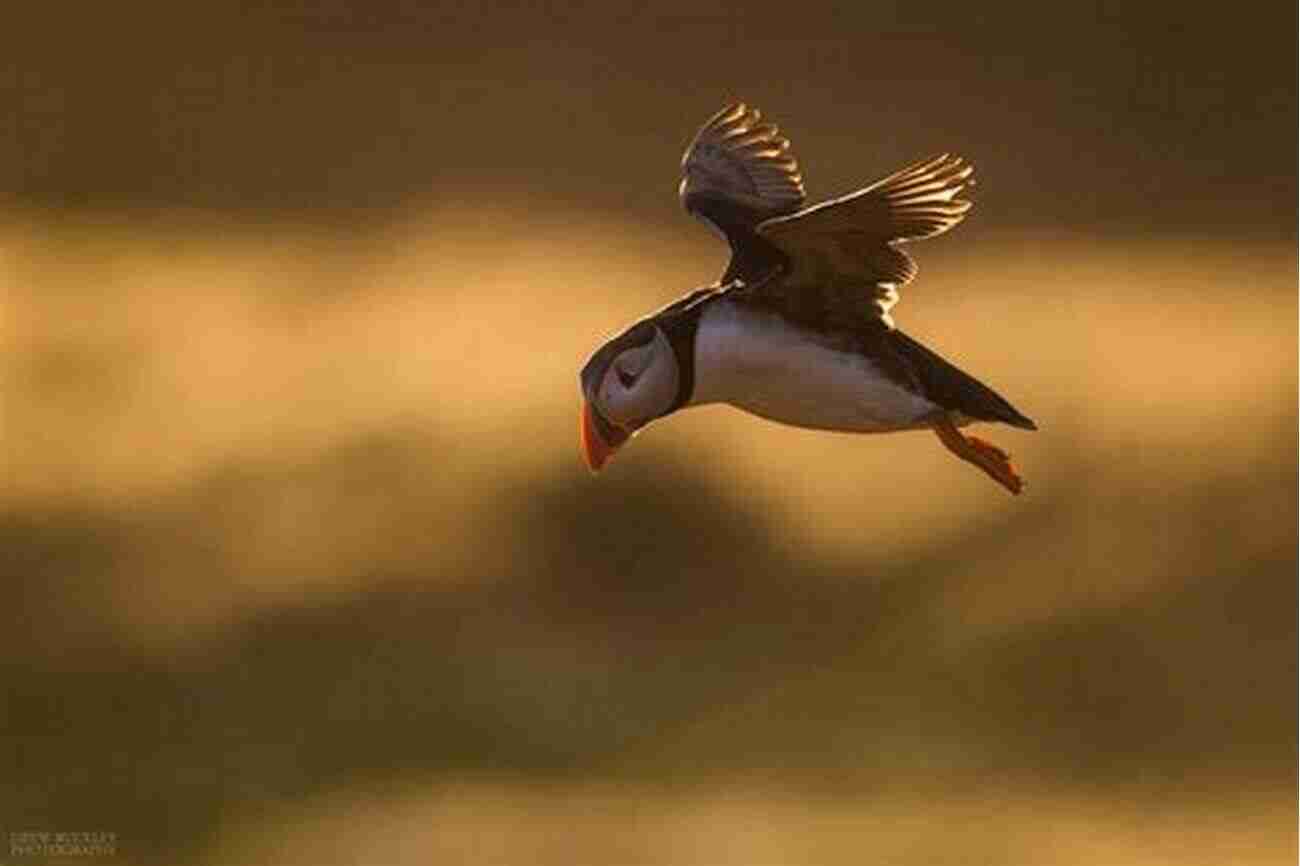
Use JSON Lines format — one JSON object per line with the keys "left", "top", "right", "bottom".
{"left": 661, "top": 305, "right": 701, "bottom": 415}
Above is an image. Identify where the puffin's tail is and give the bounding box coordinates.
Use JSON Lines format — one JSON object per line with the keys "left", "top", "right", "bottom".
{"left": 890, "top": 329, "right": 1037, "bottom": 430}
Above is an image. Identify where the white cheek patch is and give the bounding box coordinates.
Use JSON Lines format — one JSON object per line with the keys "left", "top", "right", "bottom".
{"left": 599, "top": 332, "right": 679, "bottom": 427}
{"left": 621, "top": 344, "right": 654, "bottom": 378}
{"left": 599, "top": 366, "right": 640, "bottom": 426}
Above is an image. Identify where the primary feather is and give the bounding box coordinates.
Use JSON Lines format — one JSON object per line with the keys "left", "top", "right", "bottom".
{"left": 755, "top": 153, "right": 975, "bottom": 328}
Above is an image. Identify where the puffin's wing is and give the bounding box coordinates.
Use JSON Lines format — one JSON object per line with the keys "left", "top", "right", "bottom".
{"left": 755, "top": 154, "right": 973, "bottom": 327}
{"left": 679, "top": 103, "right": 806, "bottom": 244}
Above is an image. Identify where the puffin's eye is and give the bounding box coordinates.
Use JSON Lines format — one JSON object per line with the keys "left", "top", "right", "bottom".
{"left": 616, "top": 367, "right": 638, "bottom": 389}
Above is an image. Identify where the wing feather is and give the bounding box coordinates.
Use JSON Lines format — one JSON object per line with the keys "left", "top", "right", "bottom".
{"left": 754, "top": 154, "right": 974, "bottom": 328}
{"left": 679, "top": 102, "right": 806, "bottom": 228}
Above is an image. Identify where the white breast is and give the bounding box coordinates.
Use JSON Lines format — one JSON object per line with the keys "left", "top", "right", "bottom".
{"left": 690, "top": 299, "right": 937, "bottom": 433}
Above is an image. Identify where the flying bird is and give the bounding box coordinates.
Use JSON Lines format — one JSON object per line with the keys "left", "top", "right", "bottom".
{"left": 579, "top": 102, "right": 1036, "bottom": 494}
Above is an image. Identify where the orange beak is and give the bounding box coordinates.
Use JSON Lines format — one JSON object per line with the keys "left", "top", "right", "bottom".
{"left": 580, "top": 400, "right": 628, "bottom": 472}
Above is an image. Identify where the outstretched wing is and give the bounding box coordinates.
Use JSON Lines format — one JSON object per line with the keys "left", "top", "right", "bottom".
{"left": 754, "top": 154, "right": 974, "bottom": 328}
{"left": 679, "top": 102, "right": 806, "bottom": 282}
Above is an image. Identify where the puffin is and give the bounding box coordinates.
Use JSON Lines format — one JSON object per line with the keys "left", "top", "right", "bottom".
{"left": 579, "top": 102, "right": 1036, "bottom": 494}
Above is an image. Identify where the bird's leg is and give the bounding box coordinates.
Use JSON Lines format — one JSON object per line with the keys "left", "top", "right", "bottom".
{"left": 931, "top": 415, "right": 1025, "bottom": 495}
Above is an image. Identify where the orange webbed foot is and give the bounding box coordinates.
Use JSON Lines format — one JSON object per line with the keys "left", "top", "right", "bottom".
{"left": 933, "top": 419, "right": 1025, "bottom": 495}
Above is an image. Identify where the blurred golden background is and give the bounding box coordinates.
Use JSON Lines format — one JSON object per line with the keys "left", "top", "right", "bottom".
{"left": 1, "top": 2, "right": 1295, "bottom": 864}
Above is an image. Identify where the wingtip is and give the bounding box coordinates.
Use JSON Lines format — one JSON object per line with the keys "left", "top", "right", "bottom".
{"left": 714, "top": 100, "right": 751, "bottom": 127}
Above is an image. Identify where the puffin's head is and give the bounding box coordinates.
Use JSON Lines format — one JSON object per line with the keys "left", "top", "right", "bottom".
{"left": 579, "top": 320, "right": 681, "bottom": 471}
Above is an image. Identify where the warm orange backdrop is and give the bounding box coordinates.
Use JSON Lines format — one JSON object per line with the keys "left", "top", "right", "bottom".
{"left": 1, "top": 3, "right": 1295, "bottom": 864}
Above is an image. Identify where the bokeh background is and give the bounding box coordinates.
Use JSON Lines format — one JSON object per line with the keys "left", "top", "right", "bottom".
{"left": 2, "top": 2, "right": 1296, "bottom": 864}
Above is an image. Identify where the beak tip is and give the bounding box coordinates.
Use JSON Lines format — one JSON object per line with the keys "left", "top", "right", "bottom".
{"left": 580, "top": 400, "right": 615, "bottom": 473}
{"left": 583, "top": 446, "right": 608, "bottom": 473}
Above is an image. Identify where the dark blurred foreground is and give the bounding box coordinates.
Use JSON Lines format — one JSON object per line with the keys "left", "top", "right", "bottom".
{"left": 3, "top": 414, "right": 1295, "bottom": 863}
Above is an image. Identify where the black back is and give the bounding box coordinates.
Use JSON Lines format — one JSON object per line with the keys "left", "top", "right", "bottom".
{"left": 886, "top": 328, "right": 1037, "bottom": 429}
